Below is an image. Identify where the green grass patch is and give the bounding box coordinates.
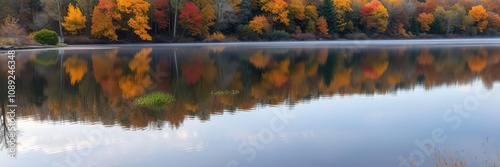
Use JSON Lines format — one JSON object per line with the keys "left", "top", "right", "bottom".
{"left": 134, "top": 92, "right": 175, "bottom": 111}
{"left": 56, "top": 43, "right": 68, "bottom": 47}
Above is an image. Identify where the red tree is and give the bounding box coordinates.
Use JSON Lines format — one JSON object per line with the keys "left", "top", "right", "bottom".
{"left": 179, "top": 2, "right": 203, "bottom": 36}
{"left": 154, "top": 0, "right": 169, "bottom": 29}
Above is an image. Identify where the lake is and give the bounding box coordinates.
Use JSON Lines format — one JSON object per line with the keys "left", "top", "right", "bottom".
{"left": 1, "top": 40, "right": 500, "bottom": 167}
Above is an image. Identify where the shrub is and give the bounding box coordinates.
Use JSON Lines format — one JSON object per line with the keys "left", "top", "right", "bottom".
{"left": 345, "top": 32, "right": 368, "bottom": 40}
{"left": 296, "top": 33, "right": 317, "bottom": 41}
{"left": 34, "top": 29, "right": 59, "bottom": 45}
{"left": 204, "top": 32, "right": 226, "bottom": 42}
{"left": 263, "top": 30, "right": 290, "bottom": 41}
{"left": 210, "top": 32, "right": 225, "bottom": 40}
{"left": 134, "top": 92, "right": 175, "bottom": 111}
{"left": 237, "top": 25, "right": 259, "bottom": 41}
{"left": 0, "top": 15, "right": 29, "bottom": 45}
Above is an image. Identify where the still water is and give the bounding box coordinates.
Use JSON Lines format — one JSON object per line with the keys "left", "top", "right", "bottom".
{"left": 1, "top": 41, "right": 500, "bottom": 167}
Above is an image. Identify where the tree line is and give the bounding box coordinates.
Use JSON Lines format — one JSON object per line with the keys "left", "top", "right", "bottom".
{"left": 1, "top": 0, "right": 500, "bottom": 42}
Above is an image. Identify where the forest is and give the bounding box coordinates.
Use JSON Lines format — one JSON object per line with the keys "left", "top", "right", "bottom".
{"left": 1, "top": 0, "right": 500, "bottom": 44}
{"left": 1, "top": 45, "right": 499, "bottom": 129}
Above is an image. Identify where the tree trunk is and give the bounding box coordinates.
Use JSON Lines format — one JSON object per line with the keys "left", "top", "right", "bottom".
{"left": 173, "top": 8, "right": 178, "bottom": 38}
{"left": 57, "top": 0, "right": 64, "bottom": 43}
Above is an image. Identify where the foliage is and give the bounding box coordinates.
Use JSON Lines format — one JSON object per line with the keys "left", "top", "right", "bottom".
{"left": 62, "top": 3, "right": 87, "bottom": 35}
{"left": 91, "top": 0, "right": 120, "bottom": 40}
{"left": 237, "top": 24, "right": 259, "bottom": 40}
{"left": 318, "top": 0, "right": 336, "bottom": 32}
{"left": 34, "top": 29, "right": 59, "bottom": 45}
{"left": 153, "top": 0, "right": 169, "bottom": 29}
{"left": 179, "top": 2, "right": 203, "bottom": 36}
{"left": 468, "top": 5, "right": 488, "bottom": 33}
{"left": 317, "top": 16, "right": 329, "bottom": 36}
{"left": 418, "top": 12, "right": 434, "bottom": 32}
{"left": 209, "top": 32, "right": 225, "bottom": 40}
{"left": 261, "top": 0, "right": 290, "bottom": 26}
{"left": 249, "top": 15, "right": 271, "bottom": 34}
{"left": 289, "top": 0, "right": 305, "bottom": 20}
{"left": 360, "top": 0, "right": 389, "bottom": 33}
{"left": 334, "top": 0, "right": 353, "bottom": 33}
{"left": 487, "top": 13, "right": 500, "bottom": 30}
{"left": 117, "top": 0, "right": 152, "bottom": 40}
{"left": 134, "top": 92, "right": 175, "bottom": 111}
{"left": 0, "top": 16, "right": 28, "bottom": 45}
{"left": 263, "top": 30, "right": 290, "bottom": 40}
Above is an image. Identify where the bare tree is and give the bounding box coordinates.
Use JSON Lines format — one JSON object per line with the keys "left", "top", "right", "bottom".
{"left": 213, "top": 0, "right": 237, "bottom": 31}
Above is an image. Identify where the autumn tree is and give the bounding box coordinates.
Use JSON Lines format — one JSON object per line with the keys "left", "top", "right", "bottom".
{"left": 91, "top": 0, "right": 120, "bottom": 40}
{"left": 260, "top": 0, "right": 290, "bottom": 26}
{"left": 289, "top": 0, "right": 305, "bottom": 21}
{"left": 304, "top": 5, "right": 318, "bottom": 33}
{"left": 360, "top": 0, "right": 389, "bottom": 33}
{"left": 317, "top": 16, "right": 329, "bottom": 36}
{"left": 334, "top": 0, "right": 353, "bottom": 33}
{"left": 417, "top": 12, "right": 434, "bottom": 32}
{"left": 318, "top": 0, "right": 336, "bottom": 32}
{"left": 487, "top": 12, "right": 500, "bottom": 30}
{"left": 468, "top": 5, "right": 488, "bottom": 33}
{"left": 62, "top": 3, "right": 87, "bottom": 35}
{"left": 249, "top": 15, "right": 271, "bottom": 34}
{"left": 179, "top": 2, "right": 203, "bottom": 36}
{"left": 430, "top": 6, "right": 446, "bottom": 34}
{"left": 76, "top": 0, "right": 98, "bottom": 35}
{"left": 153, "top": 0, "right": 169, "bottom": 29}
{"left": 423, "top": 0, "right": 437, "bottom": 13}
{"left": 443, "top": 4, "right": 467, "bottom": 34}
{"left": 117, "top": 0, "right": 152, "bottom": 40}
{"left": 193, "top": 0, "right": 215, "bottom": 37}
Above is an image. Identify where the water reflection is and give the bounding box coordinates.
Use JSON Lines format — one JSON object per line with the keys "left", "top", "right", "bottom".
{"left": 1, "top": 45, "right": 499, "bottom": 130}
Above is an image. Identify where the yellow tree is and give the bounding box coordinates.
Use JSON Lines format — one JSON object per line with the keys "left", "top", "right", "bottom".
{"left": 417, "top": 12, "right": 434, "bottom": 32}
{"left": 334, "top": 0, "right": 353, "bottom": 32}
{"left": 62, "top": 3, "right": 87, "bottom": 35}
{"left": 468, "top": 5, "right": 489, "bottom": 33}
{"left": 117, "top": 0, "right": 152, "bottom": 40}
{"left": 91, "top": 0, "right": 121, "bottom": 40}
{"left": 289, "top": 0, "right": 305, "bottom": 20}
{"left": 249, "top": 15, "right": 271, "bottom": 34}
{"left": 261, "top": 0, "right": 290, "bottom": 25}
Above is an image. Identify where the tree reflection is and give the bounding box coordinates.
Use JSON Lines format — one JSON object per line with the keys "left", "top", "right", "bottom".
{"left": 6, "top": 45, "right": 500, "bottom": 129}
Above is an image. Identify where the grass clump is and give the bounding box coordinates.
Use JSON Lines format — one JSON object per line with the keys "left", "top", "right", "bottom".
{"left": 134, "top": 92, "right": 175, "bottom": 111}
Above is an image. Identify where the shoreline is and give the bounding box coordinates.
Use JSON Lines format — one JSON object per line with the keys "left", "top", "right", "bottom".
{"left": 4, "top": 38, "right": 500, "bottom": 51}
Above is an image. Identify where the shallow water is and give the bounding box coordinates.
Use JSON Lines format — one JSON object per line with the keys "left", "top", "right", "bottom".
{"left": 1, "top": 41, "right": 500, "bottom": 167}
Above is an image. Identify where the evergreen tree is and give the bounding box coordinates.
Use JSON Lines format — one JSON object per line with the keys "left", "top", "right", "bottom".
{"left": 318, "top": 0, "right": 336, "bottom": 33}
